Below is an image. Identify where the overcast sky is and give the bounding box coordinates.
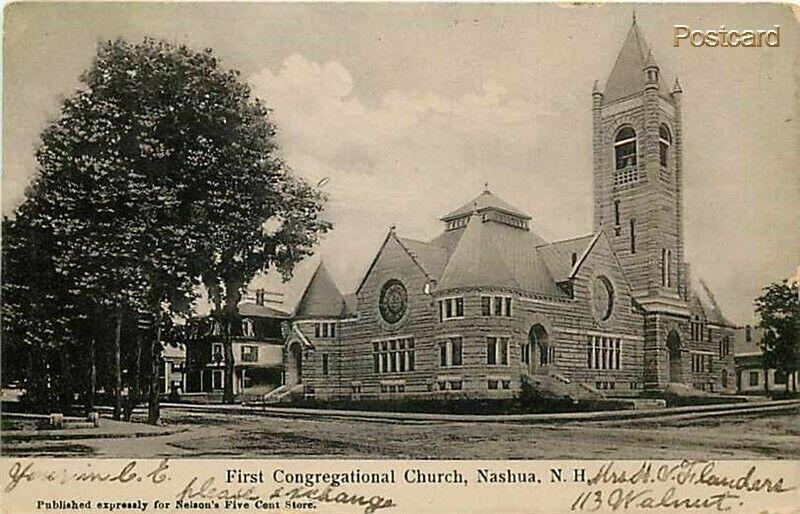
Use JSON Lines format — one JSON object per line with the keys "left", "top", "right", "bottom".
{"left": 4, "top": 3, "right": 798, "bottom": 324}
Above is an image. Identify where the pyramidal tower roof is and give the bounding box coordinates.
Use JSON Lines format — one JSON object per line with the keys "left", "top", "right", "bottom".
{"left": 441, "top": 189, "right": 531, "bottom": 221}
{"left": 438, "top": 211, "right": 519, "bottom": 290}
{"left": 603, "top": 17, "right": 664, "bottom": 103}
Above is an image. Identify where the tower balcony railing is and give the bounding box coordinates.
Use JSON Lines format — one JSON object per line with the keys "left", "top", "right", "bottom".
{"left": 613, "top": 164, "right": 641, "bottom": 186}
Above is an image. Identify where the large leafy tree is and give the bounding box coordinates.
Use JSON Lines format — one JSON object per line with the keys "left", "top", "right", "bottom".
{"left": 3, "top": 37, "right": 330, "bottom": 420}
{"left": 755, "top": 279, "right": 799, "bottom": 392}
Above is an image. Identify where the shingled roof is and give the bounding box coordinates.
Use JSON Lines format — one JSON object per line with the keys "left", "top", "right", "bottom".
{"left": 537, "top": 234, "right": 598, "bottom": 283}
{"left": 441, "top": 189, "right": 531, "bottom": 221}
{"left": 396, "top": 236, "right": 450, "bottom": 280}
{"left": 437, "top": 211, "right": 563, "bottom": 296}
{"left": 603, "top": 18, "right": 665, "bottom": 103}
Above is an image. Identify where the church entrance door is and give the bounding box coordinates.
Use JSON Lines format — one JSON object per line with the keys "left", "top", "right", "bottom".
{"left": 286, "top": 342, "right": 303, "bottom": 385}
{"left": 667, "top": 330, "right": 682, "bottom": 383}
{"left": 529, "top": 324, "right": 550, "bottom": 374}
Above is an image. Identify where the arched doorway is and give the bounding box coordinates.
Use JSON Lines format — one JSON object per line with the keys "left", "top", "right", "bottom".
{"left": 286, "top": 342, "right": 303, "bottom": 385}
{"left": 667, "top": 330, "right": 682, "bottom": 383}
{"left": 529, "top": 324, "right": 552, "bottom": 373}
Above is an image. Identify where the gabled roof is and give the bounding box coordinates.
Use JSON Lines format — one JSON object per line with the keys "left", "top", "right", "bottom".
{"left": 441, "top": 189, "right": 531, "bottom": 221}
{"left": 355, "top": 230, "right": 448, "bottom": 294}
{"left": 247, "top": 254, "right": 322, "bottom": 314}
{"left": 604, "top": 19, "right": 665, "bottom": 103}
{"left": 396, "top": 236, "right": 450, "bottom": 280}
{"left": 537, "top": 233, "right": 598, "bottom": 283}
{"left": 239, "top": 303, "right": 292, "bottom": 319}
{"left": 294, "top": 262, "right": 346, "bottom": 318}
{"left": 438, "top": 212, "right": 563, "bottom": 296}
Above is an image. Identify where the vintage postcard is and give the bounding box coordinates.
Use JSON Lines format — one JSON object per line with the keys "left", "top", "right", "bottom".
{"left": 2, "top": 2, "right": 798, "bottom": 513}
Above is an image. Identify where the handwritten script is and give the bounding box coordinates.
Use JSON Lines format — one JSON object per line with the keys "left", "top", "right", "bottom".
{"left": 5, "top": 459, "right": 396, "bottom": 514}
{"left": 572, "top": 460, "right": 795, "bottom": 511}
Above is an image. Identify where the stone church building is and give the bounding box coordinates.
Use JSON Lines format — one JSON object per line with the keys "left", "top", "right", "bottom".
{"left": 193, "top": 18, "right": 737, "bottom": 401}
{"left": 273, "top": 18, "right": 738, "bottom": 401}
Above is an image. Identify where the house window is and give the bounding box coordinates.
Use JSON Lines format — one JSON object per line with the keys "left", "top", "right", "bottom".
{"left": 775, "top": 370, "right": 788, "bottom": 384}
{"left": 241, "top": 345, "right": 258, "bottom": 363}
{"left": 373, "top": 337, "right": 415, "bottom": 374}
{"left": 242, "top": 319, "right": 254, "bottom": 338}
{"left": 587, "top": 336, "right": 621, "bottom": 370}
{"left": 211, "top": 343, "right": 224, "bottom": 364}
{"left": 749, "top": 371, "right": 759, "bottom": 387}
{"left": 481, "top": 296, "right": 513, "bottom": 317}
{"left": 322, "top": 354, "right": 329, "bottom": 376}
{"left": 439, "top": 337, "right": 463, "bottom": 367}
{"left": 571, "top": 252, "right": 578, "bottom": 267}
{"left": 614, "top": 200, "right": 621, "bottom": 226}
{"left": 212, "top": 369, "right": 223, "bottom": 390}
{"left": 255, "top": 289, "right": 266, "bottom": 306}
{"left": 661, "top": 248, "right": 667, "bottom": 287}
{"left": 745, "top": 325, "right": 752, "bottom": 342}
{"left": 614, "top": 126, "right": 637, "bottom": 170}
{"left": 315, "top": 322, "right": 336, "bottom": 339}
{"left": 630, "top": 219, "right": 636, "bottom": 254}
{"left": 438, "top": 297, "right": 464, "bottom": 321}
{"left": 486, "top": 336, "right": 509, "bottom": 365}
{"left": 659, "top": 124, "right": 672, "bottom": 168}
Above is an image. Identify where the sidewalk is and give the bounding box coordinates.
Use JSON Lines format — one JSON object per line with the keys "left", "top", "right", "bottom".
{"left": 2, "top": 416, "right": 182, "bottom": 442}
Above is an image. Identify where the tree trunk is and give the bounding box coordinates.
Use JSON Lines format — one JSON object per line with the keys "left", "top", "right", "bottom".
{"left": 147, "top": 311, "right": 162, "bottom": 425}
{"left": 112, "top": 308, "right": 124, "bottom": 420}
{"left": 222, "top": 280, "right": 243, "bottom": 405}
{"left": 85, "top": 337, "right": 96, "bottom": 415}
{"left": 58, "top": 346, "right": 74, "bottom": 414}
{"left": 125, "top": 330, "right": 143, "bottom": 421}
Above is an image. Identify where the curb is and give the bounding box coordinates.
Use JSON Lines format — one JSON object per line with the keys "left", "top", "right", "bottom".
{"left": 154, "top": 398, "right": 800, "bottom": 425}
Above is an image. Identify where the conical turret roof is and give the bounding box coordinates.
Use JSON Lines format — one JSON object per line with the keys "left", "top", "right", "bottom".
{"left": 294, "top": 262, "right": 346, "bottom": 318}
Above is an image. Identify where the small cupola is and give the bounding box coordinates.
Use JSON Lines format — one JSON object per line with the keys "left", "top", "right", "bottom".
{"left": 441, "top": 187, "right": 531, "bottom": 231}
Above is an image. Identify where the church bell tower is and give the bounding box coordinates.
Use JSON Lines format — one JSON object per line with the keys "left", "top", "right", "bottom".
{"left": 592, "top": 16, "right": 691, "bottom": 388}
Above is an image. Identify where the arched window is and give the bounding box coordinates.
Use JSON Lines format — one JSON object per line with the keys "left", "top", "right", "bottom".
{"left": 659, "top": 124, "right": 672, "bottom": 167}
{"left": 529, "top": 324, "right": 554, "bottom": 367}
{"left": 614, "top": 126, "right": 637, "bottom": 170}
{"left": 661, "top": 248, "right": 667, "bottom": 287}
